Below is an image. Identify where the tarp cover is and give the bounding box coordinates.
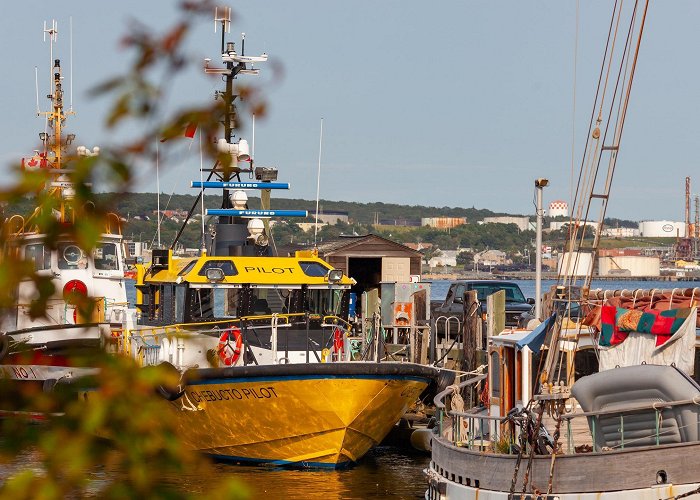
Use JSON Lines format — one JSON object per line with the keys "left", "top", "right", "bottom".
{"left": 515, "top": 314, "right": 554, "bottom": 354}
{"left": 598, "top": 307, "right": 697, "bottom": 374}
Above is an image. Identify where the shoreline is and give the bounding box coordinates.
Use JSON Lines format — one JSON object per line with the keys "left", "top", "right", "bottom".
{"left": 422, "top": 271, "right": 700, "bottom": 282}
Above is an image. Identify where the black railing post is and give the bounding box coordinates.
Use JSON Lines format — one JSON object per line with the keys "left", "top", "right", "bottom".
{"left": 305, "top": 313, "right": 310, "bottom": 364}
{"left": 243, "top": 319, "right": 248, "bottom": 366}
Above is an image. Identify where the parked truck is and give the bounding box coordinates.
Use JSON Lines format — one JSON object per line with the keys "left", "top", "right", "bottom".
{"left": 431, "top": 280, "right": 534, "bottom": 330}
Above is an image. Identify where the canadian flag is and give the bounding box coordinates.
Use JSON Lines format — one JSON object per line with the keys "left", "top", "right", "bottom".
{"left": 21, "top": 153, "right": 48, "bottom": 170}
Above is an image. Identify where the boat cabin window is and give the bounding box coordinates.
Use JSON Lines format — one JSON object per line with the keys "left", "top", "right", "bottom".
{"left": 490, "top": 351, "right": 501, "bottom": 398}
{"left": 93, "top": 242, "right": 119, "bottom": 271}
{"left": 198, "top": 260, "right": 238, "bottom": 277}
{"left": 178, "top": 261, "right": 197, "bottom": 276}
{"left": 58, "top": 243, "right": 87, "bottom": 270}
{"left": 304, "top": 288, "right": 346, "bottom": 316}
{"left": 299, "top": 261, "right": 330, "bottom": 277}
{"left": 25, "top": 243, "right": 51, "bottom": 271}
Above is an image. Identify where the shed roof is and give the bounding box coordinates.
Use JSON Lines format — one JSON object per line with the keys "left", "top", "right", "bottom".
{"left": 316, "top": 234, "right": 423, "bottom": 257}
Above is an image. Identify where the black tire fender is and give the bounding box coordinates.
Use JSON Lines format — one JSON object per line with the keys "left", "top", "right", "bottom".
{"left": 155, "top": 361, "right": 186, "bottom": 401}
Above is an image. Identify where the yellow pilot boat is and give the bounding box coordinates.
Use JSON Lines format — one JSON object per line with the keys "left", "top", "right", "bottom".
{"left": 127, "top": 249, "right": 438, "bottom": 468}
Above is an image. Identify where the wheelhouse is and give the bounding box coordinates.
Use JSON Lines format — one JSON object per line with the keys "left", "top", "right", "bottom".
{"left": 135, "top": 250, "right": 354, "bottom": 328}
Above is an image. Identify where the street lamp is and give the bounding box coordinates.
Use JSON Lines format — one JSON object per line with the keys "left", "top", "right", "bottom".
{"left": 534, "top": 178, "right": 549, "bottom": 321}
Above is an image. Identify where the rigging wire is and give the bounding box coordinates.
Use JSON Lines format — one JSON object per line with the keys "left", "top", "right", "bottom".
{"left": 539, "top": 0, "right": 651, "bottom": 439}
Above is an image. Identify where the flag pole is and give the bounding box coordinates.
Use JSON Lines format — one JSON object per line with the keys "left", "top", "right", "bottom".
{"left": 314, "top": 117, "right": 323, "bottom": 247}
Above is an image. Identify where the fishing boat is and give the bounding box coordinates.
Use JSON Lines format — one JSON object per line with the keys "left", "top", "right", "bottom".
{"left": 427, "top": 2, "right": 700, "bottom": 497}
{"left": 110, "top": 9, "right": 440, "bottom": 468}
{"left": 0, "top": 21, "right": 130, "bottom": 416}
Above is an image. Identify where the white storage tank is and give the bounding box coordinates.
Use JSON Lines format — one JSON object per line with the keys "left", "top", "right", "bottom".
{"left": 548, "top": 200, "right": 569, "bottom": 218}
{"left": 598, "top": 255, "right": 660, "bottom": 277}
{"left": 638, "top": 220, "right": 686, "bottom": 238}
{"left": 558, "top": 251, "right": 593, "bottom": 277}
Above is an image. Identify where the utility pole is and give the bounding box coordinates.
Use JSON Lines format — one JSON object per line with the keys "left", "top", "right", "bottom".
{"left": 535, "top": 178, "right": 549, "bottom": 321}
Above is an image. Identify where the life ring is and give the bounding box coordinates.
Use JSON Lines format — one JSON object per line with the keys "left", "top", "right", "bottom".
{"left": 218, "top": 326, "right": 243, "bottom": 366}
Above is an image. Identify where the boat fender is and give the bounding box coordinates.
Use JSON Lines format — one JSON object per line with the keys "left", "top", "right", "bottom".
{"left": 155, "top": 361, "right": 186, "bottom": 402}
{"left": 218, "top": 326, "right": 243, "bottom": 366}
{"left": 0, "top": 333, "right": 9, "bottom": 361}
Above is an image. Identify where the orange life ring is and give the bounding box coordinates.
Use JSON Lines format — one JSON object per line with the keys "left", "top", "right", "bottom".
{"left": 218, "top": 326, "right": 243, "bottom": 366}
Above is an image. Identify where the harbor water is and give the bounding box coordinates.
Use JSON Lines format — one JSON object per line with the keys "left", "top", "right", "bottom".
{"left": 6, "top": 279, "right": 698, "bottom": 498}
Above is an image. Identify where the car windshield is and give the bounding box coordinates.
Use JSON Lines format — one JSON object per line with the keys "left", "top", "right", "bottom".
{"left": 467, "top": 283, "right": 526, "bottom": 303}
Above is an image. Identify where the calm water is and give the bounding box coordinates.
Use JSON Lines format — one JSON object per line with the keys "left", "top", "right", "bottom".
{"left": 172, "top": 449, "right": 430, "bottom": 499}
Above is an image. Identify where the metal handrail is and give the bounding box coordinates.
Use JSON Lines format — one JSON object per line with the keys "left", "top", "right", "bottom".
{"left": 436, "top": 391, "right": 700, "bottom": 455}
{"left": 434, "top": 373, "right": 487, "bottom": 409}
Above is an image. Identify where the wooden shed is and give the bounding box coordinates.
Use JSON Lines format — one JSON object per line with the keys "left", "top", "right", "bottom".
{"left": 316, "top": 234, "right": 423, "bottom": 295}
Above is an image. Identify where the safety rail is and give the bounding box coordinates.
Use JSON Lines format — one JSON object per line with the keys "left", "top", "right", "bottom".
{"left": 5, "top": 214, "right": 27, "bottom": 236}
{"left": 105, "top": 213, "right": 122, "bottom": 235}
{"left": 126, "top": 313, "right": 356, "bottom": 367}
{"left": 14, "top": 297, "right": 129, "bottom": 325}
{"left": 130, "top": 334, "right": 162, "bottom": 366}
{"left": 434, "top": 382, "right": 700, "bottom": 455}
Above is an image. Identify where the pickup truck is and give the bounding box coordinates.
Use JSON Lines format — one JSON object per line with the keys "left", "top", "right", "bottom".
{"left": 431, "top": 280, "right": 534, "bottom": 328}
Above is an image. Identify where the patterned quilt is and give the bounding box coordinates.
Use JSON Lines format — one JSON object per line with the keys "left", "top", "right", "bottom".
{"left": 600, "top": 306, "right": 693, "bottom": 347}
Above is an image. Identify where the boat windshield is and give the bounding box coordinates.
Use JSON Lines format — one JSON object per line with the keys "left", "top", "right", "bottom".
{"left": 93, "top": 242, "right": 120, "bottom": 271}
{"left": 186, "top": 286, "right": 347, "bottom": 322}
{"left": 25, "top": 242, "right": 51, "bottom": 271}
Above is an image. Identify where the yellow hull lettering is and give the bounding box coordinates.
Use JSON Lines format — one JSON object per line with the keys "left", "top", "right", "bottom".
{"left": 188, "top": 385, "right": 278, "bottom": 403}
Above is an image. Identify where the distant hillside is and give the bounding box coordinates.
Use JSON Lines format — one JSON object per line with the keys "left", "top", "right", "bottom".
{"left": 101, "top": 192, "right": 503, "bottom": 225}
{"left": 2, "top": 191, "right": 642, "bottom": 252}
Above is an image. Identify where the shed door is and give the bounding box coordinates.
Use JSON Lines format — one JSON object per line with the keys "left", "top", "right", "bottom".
{"left": 382, "top": 257, "right": 410, "bottom": 282}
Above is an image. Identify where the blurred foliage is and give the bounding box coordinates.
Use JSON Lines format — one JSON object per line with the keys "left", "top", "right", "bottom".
{"left": 0, "top": 1, "right": 253, "bottom": 497}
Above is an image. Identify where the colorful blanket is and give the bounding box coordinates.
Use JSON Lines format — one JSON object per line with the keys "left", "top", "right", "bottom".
{"left": 600, "top": 306, "right": 693, "bottom": 347}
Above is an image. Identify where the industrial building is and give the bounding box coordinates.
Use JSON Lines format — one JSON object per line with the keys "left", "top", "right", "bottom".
{"left": 421, "top": 217, "right": 467, "bottom": 229}
{"left": 600, "top": 227, "right": 639, "bottom": 237}
{"left": 482, "top": 216, "right": 530, "bottom": 232}
{"left": 598, "top": 255, "right": 660, "bottom": 277}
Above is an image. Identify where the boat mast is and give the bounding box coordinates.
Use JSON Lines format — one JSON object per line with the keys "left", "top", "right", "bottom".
{"left": 39, "top": 20, "right": 75, "bottom": 224}
{"left": 542, "top": 0, "right": 651, "bottom": 388}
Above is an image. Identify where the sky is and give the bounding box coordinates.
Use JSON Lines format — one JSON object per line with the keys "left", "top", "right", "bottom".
{"left": 1, "top": 1, "right": 699, "bottom": 222}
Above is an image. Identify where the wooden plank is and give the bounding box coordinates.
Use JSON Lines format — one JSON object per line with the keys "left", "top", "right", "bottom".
{"left": 487, "top": 290, "right": 505, "bottom": 336}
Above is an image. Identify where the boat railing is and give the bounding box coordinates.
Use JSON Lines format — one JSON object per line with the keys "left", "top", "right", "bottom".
{"left": 5, "top": 215, "right": 26, "bottom": 236}
{"left": 435, "top": 383, "right": 700, "bottom": 455}
{"left": 105, "top": 213, "right": 122, "bottom": 235}
{"left": 128, "top": 313, "right": 356, "bottom": 366}
{"left": 434, "top": 315, "right": 462, "bottom": 344}
{"left": 129, "top": 333, "right": 162, "bottom": 366}
{"left": 14, "top": 296, "right": 129, "bottom": 325}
